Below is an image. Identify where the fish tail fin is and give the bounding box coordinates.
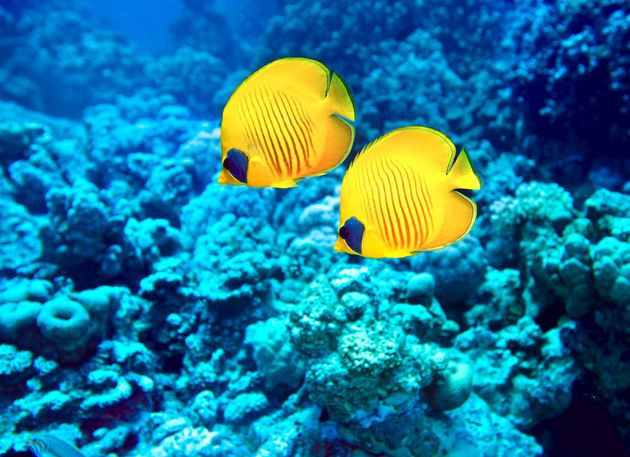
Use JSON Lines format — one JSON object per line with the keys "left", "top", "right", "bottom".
{"left": 425, "top": 191, "right": 477, "bottom": 250}
{"left": 447, "top": 147, "right": 482, "bottom": 190}
{"left": 326, "top": 71, "right": 356, "bottom": 122}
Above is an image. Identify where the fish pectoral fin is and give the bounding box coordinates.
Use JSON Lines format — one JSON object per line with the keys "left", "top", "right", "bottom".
{"left": 311, "top": 114, "right": 355, "bottom": 175}
{"left": 424, "top": 191, "right": 477, "bottom": 250}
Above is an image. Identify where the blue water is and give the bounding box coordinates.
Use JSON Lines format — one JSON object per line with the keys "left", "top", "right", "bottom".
{"left": 78, "top": 0, "right": 183, "bottom": 54}
{"left": 1, "top": 1, "right": 630, "bottom": 456}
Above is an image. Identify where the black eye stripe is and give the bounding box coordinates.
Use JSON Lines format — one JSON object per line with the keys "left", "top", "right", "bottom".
{"left": 224, "top": 148, "right": 248, "bottom": 183}
{"left": 339, "top": 217, "right": 364, "bottom": 254}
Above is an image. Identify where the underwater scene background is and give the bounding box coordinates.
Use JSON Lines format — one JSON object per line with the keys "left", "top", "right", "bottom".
{"left": 1, "top": 0, "right": 630, "bottom": 456}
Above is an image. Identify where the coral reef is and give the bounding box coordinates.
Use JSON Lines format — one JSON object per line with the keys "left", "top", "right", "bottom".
{"left": 510, "top": 0, "right": 630, "bottom": 158}
{"left": 0, "top": 0, "right": 629, "bottom": 456}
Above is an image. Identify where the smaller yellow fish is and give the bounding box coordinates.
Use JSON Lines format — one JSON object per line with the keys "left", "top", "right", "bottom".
{"left": 334, "top": 126, "right": 481, "bottom": 258}
{"left": 219, "top": 57, "right": 356, "bottom": 188}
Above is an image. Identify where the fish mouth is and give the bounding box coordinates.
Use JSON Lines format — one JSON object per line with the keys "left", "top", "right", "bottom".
{"left": 334, "top": 237, "right": 349, "bottom": 253}
{"left": 218, "top": 169, "right": 241, "bottom": 186}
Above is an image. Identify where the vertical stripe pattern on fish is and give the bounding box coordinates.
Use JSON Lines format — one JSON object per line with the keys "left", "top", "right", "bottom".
{"left": 219, "top": 57, "right": 356, "bottom": 188}
{"left": 335, "top": 126, "right": 482, "bottom": 258}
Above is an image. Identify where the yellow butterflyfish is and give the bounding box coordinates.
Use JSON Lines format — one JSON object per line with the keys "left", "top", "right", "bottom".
{"left": 334, "top": 126, "right": 482, "bottom": 258}
{"left": 219, "top": 57, "right": 356, "bottom": 188}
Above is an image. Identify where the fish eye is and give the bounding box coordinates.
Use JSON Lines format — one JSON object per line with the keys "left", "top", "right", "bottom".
{"left": 339, "top": 217, "right": 364, "bottom": 254}
{"left": 223, "top": 148, "right": 248, "bottom": 183}
{"left": 223, "top": 157, "right": 234, "bottom": 170}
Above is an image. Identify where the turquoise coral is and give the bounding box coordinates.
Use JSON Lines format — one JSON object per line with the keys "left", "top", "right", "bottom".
{"left": 245, "top": 317, "right": 305, "bottom": 390}
{"left": 0, "top": 1, "right": 629, "bottom": 455}
{"left": 490, "top": 181, "right": 575, "bottom": 236}
{"left": 290, "top": 271, "right": 450, "bottom": 434}
{"left": 426, "top": 356, "right": 473, "bottom": 411}
{"left": 223, "top": 392, "right": 269, "bottom": 424}
{"left": 593, "top": 237, "right": 630, "bottom": 306}
{"left": 36, "top": 297, "right": 90, "bottom": 353}
{"left": 585, "top": 189, "right": 630, "bottom": 240}
{"left": 0, "top": 301, "right": 42, "bottom": 342}
{"left": 0, "top": 344, "right": 32, "bottom": 385}
{"left": 532, "top": 232, "right": 594, "bottom": 316}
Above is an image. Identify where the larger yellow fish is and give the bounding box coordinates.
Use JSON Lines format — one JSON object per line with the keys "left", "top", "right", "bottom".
{"left": 334, "top": 126, "right": 482, "bottom": 258}
{"left": 219, "top": 57, "right": 356, "bottom": 188}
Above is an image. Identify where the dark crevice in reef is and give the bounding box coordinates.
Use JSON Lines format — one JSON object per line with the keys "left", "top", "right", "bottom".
{"left": 535, "top": 297, "right": 566, "bottom": 333}
{"left": 161, "top": 352, "right": 185, "bottom": 374}
{"left": 531, "top": 376, "right": 629, "bottom": 457}
{"left": 2, "top": 451, "right": 31, "bottom": 457}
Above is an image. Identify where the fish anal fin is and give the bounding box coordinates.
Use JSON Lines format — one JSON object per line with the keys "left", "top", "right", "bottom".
{"left": 424, "top": 191, "right": 477, "bottom": 250}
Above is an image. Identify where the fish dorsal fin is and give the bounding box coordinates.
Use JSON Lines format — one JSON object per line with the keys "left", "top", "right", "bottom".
{"left": 351, "top": 126, "right": 456, "bottom": 173}
{"left": 234, "top": 57, "right": 332, "bottom": 102}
